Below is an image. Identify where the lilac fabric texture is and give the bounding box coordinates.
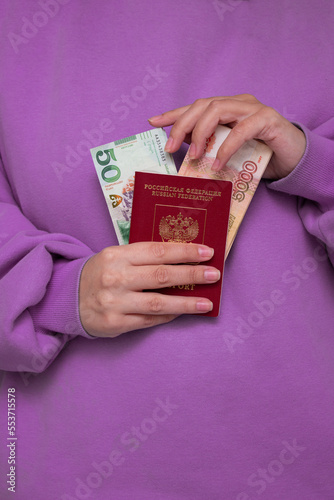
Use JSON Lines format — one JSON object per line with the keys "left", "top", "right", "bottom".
{"left": 1, "top": 1, "right": 334, "bottom": 499}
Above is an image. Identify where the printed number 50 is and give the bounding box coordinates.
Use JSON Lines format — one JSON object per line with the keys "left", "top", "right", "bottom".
{"left": 96, "top": 148, "right": 121, "bottom": 183}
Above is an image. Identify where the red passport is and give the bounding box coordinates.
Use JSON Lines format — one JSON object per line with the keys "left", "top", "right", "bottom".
{"left": 129, "top": 172, "right": 232, "bottom": 316}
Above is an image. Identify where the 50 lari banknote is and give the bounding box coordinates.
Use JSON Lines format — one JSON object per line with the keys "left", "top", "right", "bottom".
{"left": 90, "top": 128, "right": 177, "bottom": 244}
{"left": 178, "top": 125, "right": 272, "bottom": 257}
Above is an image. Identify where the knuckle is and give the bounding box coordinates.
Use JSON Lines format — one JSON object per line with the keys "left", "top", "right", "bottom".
{"left": 207, "top": 99, "right": 222, "bottom": 111}
{"left": 105, "top": 313, "right": 123, "bottom": 336}
{"left": 241, "top": 93, "right": 257, "bottom": 102}
{"left": 124, "top": 272, "right": 136, "bottom": 288}
{"left": 193, "top": 97, "right": 207, "bottom": 108}
{"left": 182, "top": 243, "right": 195, "bottom": 260}
{"left": 271, "top": 107, "right": 282, "bottom": 124}
{"left": 100, "top": 246, "right": 116, "bottom": 264}
{"left": 96, "top": 289, "right": 115, "bottom": 309}
{"left": 258, "top": 106, "right": 282, "bottom": 133}
{"left": 154, "top": 265, "right": 169, "bottom": 285}
{"left": 101, "top": 271, "right": 117, "bottom": 288}
{"left": 147, "top": 295, "right": 164, "bottom": 313}
{"left": 142, "top": 315, "right": 157, "bottom": 328}
{"left": 259, "top": 105, "right": 276, "bottom": 118}
{"left": 188, "top": 265, "right": 198, "bottom": 284}
{"left": 151, "top": 242, "right": 166, "bottom": 259}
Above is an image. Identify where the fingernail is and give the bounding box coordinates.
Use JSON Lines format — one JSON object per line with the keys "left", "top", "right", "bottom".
{"left": 148, "top": 114, "right": 163, "bottom": 122}
{"left": 204, "top": 269, "right": 220, "bottom": 282}
{"left": 198, "top": 245, "right": 214, "bottom": 258}
{"left": 196, "top": 299, "right": 213, "bottom": 312}
{"left": 212, "top": 158, "right": 222, "bottom": 172}
{"left": 165, "top": 137, "right": 174, "bottom": 152}
{"left": 188, "top": 142, "right": 197, "bottom": 159}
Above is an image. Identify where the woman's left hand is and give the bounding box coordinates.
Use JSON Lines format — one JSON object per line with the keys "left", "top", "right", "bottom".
{"left": 148, "top": 94, "right": 306, "bottom": 180}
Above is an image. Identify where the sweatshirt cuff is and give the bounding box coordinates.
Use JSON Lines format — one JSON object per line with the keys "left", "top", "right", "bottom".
{"left": 30, "top": 255, "right": 97, "bottom": 340}
{"left": 267, "top": 123, "right": 334, "bottom": 210}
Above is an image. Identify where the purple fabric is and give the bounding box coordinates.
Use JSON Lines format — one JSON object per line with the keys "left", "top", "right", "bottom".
{"left": 1, "top": 1, "right": 334, "bottom": 498}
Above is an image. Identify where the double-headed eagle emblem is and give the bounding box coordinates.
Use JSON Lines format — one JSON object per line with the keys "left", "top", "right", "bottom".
{"left": 159, "top": 212, "right": 199, "bottom": 243}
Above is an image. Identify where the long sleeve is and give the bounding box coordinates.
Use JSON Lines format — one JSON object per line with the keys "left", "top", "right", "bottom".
{"left": 0, "top": 156, "right": 95, "bottom": 373}
{"left": 268, "top": 118, "right": 334, "bottom": 266}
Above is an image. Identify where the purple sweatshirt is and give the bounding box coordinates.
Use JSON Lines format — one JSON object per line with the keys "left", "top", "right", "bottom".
{"left": 1, "top": 1, "right": 334, "bottom": 499}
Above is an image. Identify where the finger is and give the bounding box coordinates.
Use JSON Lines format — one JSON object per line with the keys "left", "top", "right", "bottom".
{"left": 124, "top": 291, "right": 214, "bottom": 315}
{"left": 129, "top": 264, "right": 220, "bottom": 291}
{"left": 122, "top": 313, "right": 179, "bottom": 335}
{"left": 148, "top": 104, "right": 192, "bottom": 127}
{"left": 147, "top": 94, "right": 251, "bottom": 128}
{"left": 108, "top": 242, "right": 215, "bottom": 266}
{"left": 211, "top": 108, "right": 273, "bottom": 171}
{"left": 148, "top": 96, "right": 253, "bottom": 154}
{"left": 189, "top": 99, "right": 259, "bottom": 159}
{"left": 92, "top": 313, "right": 179, "bottom": 337}
{"left": 163, "top": 98, "right": 224, "bottom": 153}
{"left": 149, "top": 98, "right": 222, "bottom": 153}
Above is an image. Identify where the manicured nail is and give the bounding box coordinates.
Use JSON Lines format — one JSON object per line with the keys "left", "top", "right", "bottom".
{"left": 188, "top": 142, "right": 197, "bottom": 159}
{"left": 165, "top": 137, "right": 174, "bottom": 152}
{"left": 148, "top": 114, "right": 163, "bottom": 122}
{"left": 196, "top": 299, "right": 213, "bottom": 312}
{"left": 198, "top": 245, "right": 214, "bottom": 258}
{"left": 204, "top": 269, "right": 220, "bottom": 282}
{"left": 212, "top": 158, "right": 222, "bottom": 172}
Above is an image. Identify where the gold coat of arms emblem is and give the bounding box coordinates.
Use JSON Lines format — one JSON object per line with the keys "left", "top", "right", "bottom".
{"left": 159, "top": 212, "right": 199, "bottom": 243}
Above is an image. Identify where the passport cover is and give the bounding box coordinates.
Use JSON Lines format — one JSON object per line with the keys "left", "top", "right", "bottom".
{"left": 129, "top": 172, "right": 232, "bottom": 316}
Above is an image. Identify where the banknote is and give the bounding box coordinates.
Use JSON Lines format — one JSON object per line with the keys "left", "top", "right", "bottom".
{"left": 91, "top": 128, "right": 177, "bottom": 244}
{"left": 178, "top": 125, "right": 272, "bottom": 257}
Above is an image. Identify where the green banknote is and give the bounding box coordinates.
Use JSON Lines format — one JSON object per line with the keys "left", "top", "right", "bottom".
{"left": 91, "top": 128, "right": 177, "bottom": 244}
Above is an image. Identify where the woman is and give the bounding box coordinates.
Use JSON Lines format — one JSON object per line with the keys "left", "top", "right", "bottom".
{"left": 1, "top": 1, "right": 334, "bottom": 498}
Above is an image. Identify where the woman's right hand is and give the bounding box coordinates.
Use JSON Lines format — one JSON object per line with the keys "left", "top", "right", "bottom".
{"left": 79, "top": 241, "right": 220, "bottom": 338}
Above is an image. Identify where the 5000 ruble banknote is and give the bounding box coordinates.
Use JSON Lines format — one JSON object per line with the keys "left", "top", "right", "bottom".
{"left": 178, "top": 125, "right": 272, "bottom": 258}
{"left": 91, "top": 128, "right": 177, "bottom": 245}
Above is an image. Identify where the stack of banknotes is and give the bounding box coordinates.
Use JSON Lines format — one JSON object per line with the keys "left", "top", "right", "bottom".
{"left": 178, "top": 125, "right": 272, "bottom": 257}
{"left": 90, "top": 126, "right": 272, "bottom": 256}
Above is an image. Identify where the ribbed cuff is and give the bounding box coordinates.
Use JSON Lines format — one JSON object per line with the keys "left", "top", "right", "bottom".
{"left": 30, "top": 255, "right": 97, "bottom": 340}
{"left": 268, "top": 123, "right": 334, "bottom": 211}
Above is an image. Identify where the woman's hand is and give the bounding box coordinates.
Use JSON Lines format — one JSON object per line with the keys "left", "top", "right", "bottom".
{"left": 79, "top": 241, "right": 219, "bottom": 338}
{"left": 148, "top": 94, "right": 306, "bottom": 180}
